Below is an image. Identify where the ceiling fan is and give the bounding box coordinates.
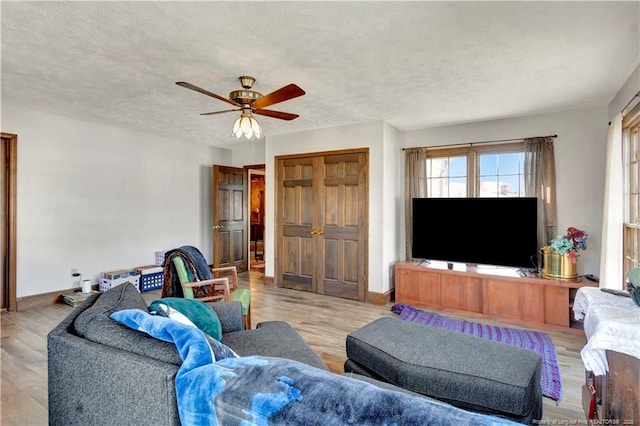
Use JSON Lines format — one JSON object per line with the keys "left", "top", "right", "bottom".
{"left": 176, "top": 76, "right": 305, "bottom": 139}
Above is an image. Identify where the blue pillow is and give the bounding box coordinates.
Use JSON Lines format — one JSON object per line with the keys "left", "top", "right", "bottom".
{"left": 149, "top": 297, "right": 222, "bottom": 341}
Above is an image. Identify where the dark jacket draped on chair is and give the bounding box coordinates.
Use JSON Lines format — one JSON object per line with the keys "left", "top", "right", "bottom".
{"left": 162, "top": 245, "right": 216, "bottom": 299}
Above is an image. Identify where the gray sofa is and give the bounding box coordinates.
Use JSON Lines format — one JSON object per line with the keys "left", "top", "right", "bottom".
{"left": 48, "top": 282, "right": 329, "bottom": 425}
{"left": 48, "top": 282, "right": 520, "bottom": 425}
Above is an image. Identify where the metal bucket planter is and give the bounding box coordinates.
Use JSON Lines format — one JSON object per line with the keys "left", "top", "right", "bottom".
{"left": 540, "top": 249, "right": 578, "bottom": 282}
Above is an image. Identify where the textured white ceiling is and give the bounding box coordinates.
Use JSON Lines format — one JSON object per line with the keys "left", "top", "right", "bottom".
{"left": 2, "top": 1, "right": 639, "bottom": 149}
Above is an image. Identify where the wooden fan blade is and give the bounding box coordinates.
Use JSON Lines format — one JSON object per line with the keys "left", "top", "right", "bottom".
{"left": 251, "top": 84, "right": 305, "bottom": 109}
{"left": 176, "top": 82, "right": 240, "bottom": 107}
{"left": 200, "top": 109, "right": 240, "bottom": 116}
{"left": 254, "top": 109, "right": 299, "bottom": 121}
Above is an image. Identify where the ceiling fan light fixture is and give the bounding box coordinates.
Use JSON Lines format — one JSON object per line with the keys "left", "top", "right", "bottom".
{"left": 177, "top": 76, "right": 303, "bottom": 140}
{"left": 239, "top": 75, "right": 256, "bottom": 89}
{"left": 232, "top": 112, "right": 261, "bottom": 140}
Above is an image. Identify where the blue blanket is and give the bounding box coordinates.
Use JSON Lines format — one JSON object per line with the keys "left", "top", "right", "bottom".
{"left": 111, "top": 309, "right": 519, "bottom": 425}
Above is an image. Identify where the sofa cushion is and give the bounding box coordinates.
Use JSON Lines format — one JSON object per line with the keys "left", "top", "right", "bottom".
{"left": 74, "top": 282, "right": 182, "bottom": 365}
{"left": 149, "top": 297, "right": 222, "bottom": 341}
{"left": 221, "top": 321, "right": 328, "bottom": 370}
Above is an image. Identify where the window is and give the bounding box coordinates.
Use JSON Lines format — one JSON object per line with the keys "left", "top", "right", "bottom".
{"left": 623, "top": 104, "right": 640, "bottom": 277}
{"left": 426, "top": 155, "right": 467, "bottom": 197}
{"left": 424, "top": 142, "right": 526, "bottom": 198}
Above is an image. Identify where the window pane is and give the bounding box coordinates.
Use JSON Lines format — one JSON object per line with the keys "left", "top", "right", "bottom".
{"left": 425, "top": 146, "right": 525, "bottom": 199}
{"left": 479, "top": 151, "right": 525, "bottom": 198}
{"left": 429, "top": 158, "right": 450, "bottom": 177}
{"left": 499, "top": 176, "right": 521, "bottom": 197}
{"left": 449, "top": 157, "right": 466, "bottom": 177}
{"left": 479, "top": 177, "right": 499, "bottom": 197}
{"left": 426, "top": 155, "right": 467, "bottom": 198}
{"left": 519, "top": 175, "right": 525, "bottom": 196}
{"left": 632, "top": 126, "right": 640, "bottom": 224}
{"left": 449, "top": 177, "right": 467, "bottom": 197}
{"left": 499, "top": 153, "right": 521, "bottom": 175}
{"left": 479, "top": 154, "right": 497, "bottom": 176}
{"left": 623, "top": 111, "right": 640, "bottom": 284}
{"left": 430, "top": 178, "right": 448, "bottom": 197}
{"left": 624, "top": 225, "right": 640, "bottom": 274}
{"left": 632, "top": 160, "right": 637, "bottom": 195}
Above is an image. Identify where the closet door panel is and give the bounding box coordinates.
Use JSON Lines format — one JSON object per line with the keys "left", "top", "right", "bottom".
{"left": 279, "top": 158, "right": 316, "bottom": 292}
{"left": 319, "top": 152, "right": 367, "bottom": 300}
{"left": 276, "top": 150, "right": 368, "bottom": 301}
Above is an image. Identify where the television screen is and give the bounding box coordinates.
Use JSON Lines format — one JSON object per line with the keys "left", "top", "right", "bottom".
{"left": 411, "top": 197, "right": 538, "bottom": 269}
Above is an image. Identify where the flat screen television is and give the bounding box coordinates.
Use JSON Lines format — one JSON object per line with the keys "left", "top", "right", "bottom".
{"left": 412, "top": 197, "right": 538, "bottom": 269}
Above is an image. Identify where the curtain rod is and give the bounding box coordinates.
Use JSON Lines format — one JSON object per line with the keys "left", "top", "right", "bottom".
{"left": 401, "top": 134, "right": 557, "bottom": 151}
{"left": 622, "top": 91, "right": 640, "bottom": 113}
{"left": 608, "top": 91, "right": 640, "bottom": 126}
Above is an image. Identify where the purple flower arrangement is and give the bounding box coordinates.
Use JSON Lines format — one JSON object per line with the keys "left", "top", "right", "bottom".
{"left": 548, "top": 227, "right": 588, "bottom": 263}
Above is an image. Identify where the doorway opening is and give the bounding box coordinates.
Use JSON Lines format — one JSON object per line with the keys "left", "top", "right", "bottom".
{"left": 248, "top": 168, "right": 265, "bottom": 272}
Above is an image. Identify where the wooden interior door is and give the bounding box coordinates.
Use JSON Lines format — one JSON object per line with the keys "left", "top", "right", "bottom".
{"left": 1, "top": 133, "right": 16, "bottom": 311}
{"left": 212, "top": 165, "right": 248, "bottom": 272}
{"left": 318, "top": 152, "right": 368, "bottom": 300}
{"left": 276, "top": 149, "right": 368, "bottom": 301}
{"left": 278, "top": 156, "right": 316, "bottom": 292}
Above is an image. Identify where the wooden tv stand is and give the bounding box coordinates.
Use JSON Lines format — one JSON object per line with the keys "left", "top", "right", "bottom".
{"left": 394, "top": 261, "right": 598, "bottom": 332}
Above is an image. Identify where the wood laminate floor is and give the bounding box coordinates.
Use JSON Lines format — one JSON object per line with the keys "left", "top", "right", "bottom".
{"left": 1, "top": 270, "right": 588, "bottom": 424}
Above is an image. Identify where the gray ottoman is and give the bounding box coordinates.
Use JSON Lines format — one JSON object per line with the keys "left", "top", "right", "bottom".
{"left": 344, "top": 317, "right": 542, "bottom": 424}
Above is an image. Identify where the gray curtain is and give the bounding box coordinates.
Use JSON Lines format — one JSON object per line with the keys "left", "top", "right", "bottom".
{"left": 404, "top": 148, "right": 428, "bottom": 259}
{"left": 524, "top": 136, "right": 557, "bottom": 248}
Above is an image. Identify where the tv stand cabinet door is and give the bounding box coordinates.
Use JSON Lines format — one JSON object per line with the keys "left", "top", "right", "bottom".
{"left": 395, "top": 267, "right": 441, "bottom": 308}
{"left": 483, "top": 279, "right": 545, "bottom": 324}
{"left": 544, "top": 285, "right": 570, "bottom": 327}
{"left": 440, "top": 274, "right": 483, "bottom": 313}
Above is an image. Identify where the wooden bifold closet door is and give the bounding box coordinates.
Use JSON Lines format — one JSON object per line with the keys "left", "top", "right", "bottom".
{"left": 275, "top": 149, "right": 368, "bottom": 301}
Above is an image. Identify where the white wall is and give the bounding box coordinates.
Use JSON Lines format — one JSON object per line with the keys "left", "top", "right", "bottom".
{"left": 230, "top": 142, "right": 266, "bottom": 168}
{"left": 609, "top": 63, "right": 640, "bottom": 119}
{"left": 2, "top": 106, "right": 231, "bottom": 298}
{"left": 1, "top": 104, "right": 612, "bottom": 298}
{"left": 265, "top": 121, "right": 401, "bottom": 294}
{"left": 382, "top": 123, "right": 403, "bottom": 293}
{"left": 401, "top": 107, "right": 609, "bottom": 277}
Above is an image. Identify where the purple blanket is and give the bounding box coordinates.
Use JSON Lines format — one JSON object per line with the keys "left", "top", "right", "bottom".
{"left": 391, "top": 303, "right": 562, "bottom": 401}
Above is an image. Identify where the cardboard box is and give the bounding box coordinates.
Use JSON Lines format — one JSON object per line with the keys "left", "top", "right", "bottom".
{"left": 102, "top": 269, "right": 136, "bottom": 280}
{"left": 99, "top": 275, "right": 140, "bottom": 292}
{"left": 135, "top": 265, "right": 163, "bottom": 275}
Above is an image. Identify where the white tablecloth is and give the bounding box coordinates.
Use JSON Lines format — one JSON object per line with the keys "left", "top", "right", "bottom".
{"left": 573, "top": 287, "right": 640, "bottom": 375}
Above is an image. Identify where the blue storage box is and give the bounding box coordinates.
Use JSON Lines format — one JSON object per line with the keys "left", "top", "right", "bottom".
{"left": 140, "top": 272, "right": 163, "bottom": 292}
